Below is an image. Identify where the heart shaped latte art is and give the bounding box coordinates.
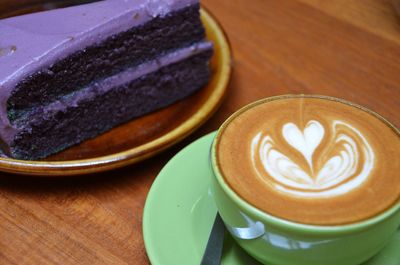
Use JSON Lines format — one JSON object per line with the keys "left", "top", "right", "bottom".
{"left": 251, "top": 120, "right": 374, "bottom": 198}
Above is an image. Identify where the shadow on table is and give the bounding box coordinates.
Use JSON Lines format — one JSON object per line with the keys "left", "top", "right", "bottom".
{"left": 0, "top": 153, "right": 165, "bottom": 197}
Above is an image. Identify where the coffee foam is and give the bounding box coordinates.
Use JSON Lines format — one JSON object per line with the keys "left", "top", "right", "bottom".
{"left": 251, "top": 120, "right": 374, "bottom": 198}
{"left": 216, "top": 96, "right": 400, "bottom": 225}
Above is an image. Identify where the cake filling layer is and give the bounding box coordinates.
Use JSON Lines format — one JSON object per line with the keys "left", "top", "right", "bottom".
{"left": 7, "top": 4, "right": 204, "bottom": 122}
{"left": 10, "top": 44, "right": 213, "bottom": 159}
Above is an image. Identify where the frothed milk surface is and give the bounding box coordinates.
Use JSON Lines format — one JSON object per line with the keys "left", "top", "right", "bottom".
{"left": 216, "top": 96, "right": 400, "bottom": 225}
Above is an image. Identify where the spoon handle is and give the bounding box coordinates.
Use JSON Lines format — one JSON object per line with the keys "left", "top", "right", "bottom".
{"left": 200, "top": 213, "right": 225, "bottom": 265}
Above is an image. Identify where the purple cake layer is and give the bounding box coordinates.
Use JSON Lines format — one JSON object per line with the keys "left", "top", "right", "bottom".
{"left": 11, "top": 44, "right": 213, "bottom": 160}
{"left": 0, "top": 0, "right": 198, "bottom": 146}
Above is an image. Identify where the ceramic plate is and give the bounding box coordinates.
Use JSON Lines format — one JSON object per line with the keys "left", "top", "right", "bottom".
{"left": 0, "top": 3, "right": 231, "bottom": 176}
{"left": 143, "top": 132, "right": 400, "bottom": 265}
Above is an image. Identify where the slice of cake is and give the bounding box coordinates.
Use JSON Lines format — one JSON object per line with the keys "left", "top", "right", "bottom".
{"left": 0, "top": 0, "right": 213, "bottom": 160}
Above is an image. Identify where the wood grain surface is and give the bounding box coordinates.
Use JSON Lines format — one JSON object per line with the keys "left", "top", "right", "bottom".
{"left": 1, "top": 0, "right": 400, "bottom": 264}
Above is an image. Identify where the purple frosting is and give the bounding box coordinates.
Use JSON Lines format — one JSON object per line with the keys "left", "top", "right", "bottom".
{"left": 0, "top": 0, "right": 197, "bottom": 145}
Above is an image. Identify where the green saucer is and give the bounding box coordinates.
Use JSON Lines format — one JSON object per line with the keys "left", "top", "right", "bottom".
{"left": 143, "top": 132, "right": 400, "bottom": 265}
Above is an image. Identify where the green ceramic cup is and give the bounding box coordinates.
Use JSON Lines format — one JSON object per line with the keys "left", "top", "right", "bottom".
{"left": 209, "top": 95, "right": 400, "bottom": 265}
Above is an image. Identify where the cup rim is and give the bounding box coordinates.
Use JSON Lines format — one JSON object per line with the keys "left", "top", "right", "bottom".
{"left": 211, "top": 94, "right": 400, "bottom": 235}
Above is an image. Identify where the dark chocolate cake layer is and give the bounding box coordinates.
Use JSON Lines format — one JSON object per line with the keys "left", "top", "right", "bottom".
{"left": 7, "top": 4, "right": 204, "bottom": 122}
{"left": 10, "top": 48, "right": 213, "bottom": 160}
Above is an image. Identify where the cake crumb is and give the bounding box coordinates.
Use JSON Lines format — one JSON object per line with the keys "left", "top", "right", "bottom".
{"left": 0, "top": 45, "right": 17, "bottom": 57}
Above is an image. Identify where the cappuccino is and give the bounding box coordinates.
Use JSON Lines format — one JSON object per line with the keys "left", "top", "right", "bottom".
{"left": 216, "top": 95, "right": 400, "bottom": 225}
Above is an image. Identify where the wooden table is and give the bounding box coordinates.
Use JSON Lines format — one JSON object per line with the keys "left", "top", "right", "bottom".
{"left": 1, "top": 0, "right": 399, "bottom": 264}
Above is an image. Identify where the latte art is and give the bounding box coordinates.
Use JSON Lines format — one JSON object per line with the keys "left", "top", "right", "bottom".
{"left": 217, "top": 96, "right": 400, "bottom": 225}
{"left": 251, "top": 120, "right": 374, "bottom": 198}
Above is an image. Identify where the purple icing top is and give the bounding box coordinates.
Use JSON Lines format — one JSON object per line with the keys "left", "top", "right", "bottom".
{"left": 0, "top": 0, "right": 198, "bottom": 145}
